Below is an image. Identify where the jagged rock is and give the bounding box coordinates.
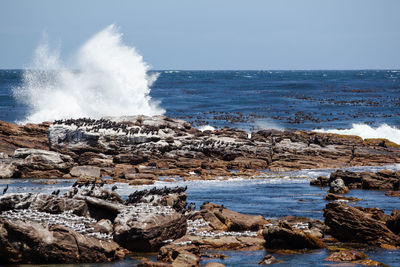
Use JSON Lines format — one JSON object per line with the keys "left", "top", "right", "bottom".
{"left": 262, "top": 221, "right": 326, "bottom": 249}
{"left": 198, "top": 203, "right": 268, "bottom": 231}
{"left": 13, "top": 148, "right": 74, "bottom": 178}
{"left": 114, "top": 206, "right": 187, "bottom": 252}
{"left": 386, "top": 209, "right": 400, "bottom": 234}
{"left": 0, "top": 218, "right": 124, "bottom": 264}
{"left": 324, "top": 193, "right": 361, "bottom": 201}
{"left": 138, "top": 261, "right": 172, "bottom": 267}
{"left": 329, "top": 170, "right": 400, "bottom": 190}
{"left": 0, "top": 121, "right": 49, "bottom": 155}
{"left": 0, "top": 162, "right": 16, "bottom": 178}
{"left": 171, "top": 251, "right": 200, "bottom": 267}
{"left": 324, "top": 202, "right": 400, "bottom": 246}
{"left": 158, "top": 243, "right": 200, "bottom": 263}
{"left": 258, "top": 255, "right": 282, "bottom": 265}
{"left": 70, "top": 165, "right": 101, "bottom": 178}
{"left": 310, "top": 176, "right": 329, "bottom": 186}
{"left": 324, "top": 250, "right": 367, "bottom": 262}
{"left": 329, "top": 178, "right": 349, "bottom": 194}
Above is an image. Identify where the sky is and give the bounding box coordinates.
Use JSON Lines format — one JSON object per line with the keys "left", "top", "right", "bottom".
{"left": 1, "top": 0, "right": 399, "bottom": 70}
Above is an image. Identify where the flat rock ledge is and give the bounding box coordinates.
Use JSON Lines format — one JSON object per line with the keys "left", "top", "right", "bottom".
{"left": 1, "top": 115, "right": 399, "bottom": 181}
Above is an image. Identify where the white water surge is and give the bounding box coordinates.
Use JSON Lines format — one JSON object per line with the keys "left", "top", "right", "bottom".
{"left": 315, "top": 123, "right": 400, "bottom": 145}
{"left": 13, "top": 25, "right": 164, "bottom": 123}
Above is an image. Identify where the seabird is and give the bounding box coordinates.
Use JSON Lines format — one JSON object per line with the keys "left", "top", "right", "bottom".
{"left": 111, "top": 185, "right": 117, "bottom": 191}
{"left": 3, "top": 184, "right": 8, "bottom": 194}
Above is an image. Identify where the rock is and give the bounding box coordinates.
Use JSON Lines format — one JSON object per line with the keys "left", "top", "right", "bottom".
{"left": 138, "top": 261, "right": 172, "bottom": 267}
{"left": 258, "top": 255, "right": 282, "bottom": 265}
{"left": 310, "top": 176, "right": 329, "bottom": 186}
{"left": 171, "top": 251, "right": 200, "bottom": 267}
{"left": 262, "top": 221, "right": 326, "bottom": 249}
{"left": 199, "top": 203, "right": 268, "bottom": 231}
{"left": 0, "top": 162, "right": 16, "bottom": 178}
{"left": 13, "top": 148, "right": 74, "bottom": 178}
{"left": 0, "top": 193, "right": 88, "bottom": 216}
{"left": 70, "top": 165, "right": 101, "bottom": 178}
{"left": 113, "top": 206, "right": 187, "bottom": 252}
{"left": 329, "top": 178, "right": 349, "bottom": 194}
{"left": 329, "top": 170, "right": 400, "bottom": 191}
{"left": 324, "top": 202, "right": 400, "bottom": 246}
{"left": 0, "top": 218, "right": 124, "bottom": 264}
{"left": 386, "top": 209, "right": 400, "bottom": 234}
{"left": 324, "top": 250, "right": 367, "bottom": 262}
{"left": 324, "top": 193, "right": 361, "bottom": 201}
{"left": 204, "top": 262, "right": 225, "bottom": 267}
{"left": 95, "top": 219, "right": 113, "bottom": 234}
{"left": 385, "top": 191, "right": 400, "bottom": 197}
{"left": 0, "top": 121, "right": 49, "bottom": 155}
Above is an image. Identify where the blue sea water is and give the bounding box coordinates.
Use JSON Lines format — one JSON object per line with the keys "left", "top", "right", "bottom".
{"left": 1, "top": 69, "right": 400, "bottom": 130}
{"left": 1, "top": 70, "right": 400, "bottom": 266}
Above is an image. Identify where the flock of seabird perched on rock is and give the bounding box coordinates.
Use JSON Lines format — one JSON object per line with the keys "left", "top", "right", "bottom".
{"left": 186, "top": 218, "right": 257, "bottom": 240}
{"left": 1, "top": 209, "right": 112, "bottom": 240}
{"left": 53, "top": 118, "right": 164, "bottom": 136}
{"left": 125, "top": 186, "right": 187, "bottom": 205}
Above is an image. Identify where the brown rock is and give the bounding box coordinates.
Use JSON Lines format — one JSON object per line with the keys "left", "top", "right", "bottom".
{"left": 324, "top": 193, "right": 361, "bottom": 201}
{"left": 138, "top": 261, "right": 171, "bottom": 267}
{"left": 324, "top": 202, "right": 400, "bottom": 246}
{"left": 262, "top": 222, "right": 326, "bottom": 249}
{"left": 0, "top": 218, "right": 124, "bottom": 264}
{"left": 114, "top": 208, "right": 187, "bottom": 252}
{"left": 324, "top": 250, "right": 367, "bottom": 262}
{"left": 310, "top": 176, "right": 329, "bottom": 186}
{"left": 386, "top": 209, "right": 400, "bottom": 234}
{"left": 204, "top": 262, "right": 225, "bottom": 267}
{"left": 200, "top": 203, "right": 268, "bottom": 231}
{"left": 70, "top": 165, "right": 101, "bottom": 179}
{"left": 171, "top": 251, "right": 200, "bottom": 267}
{"left": 258, "top": 255, "right": 282, "bottom": 265}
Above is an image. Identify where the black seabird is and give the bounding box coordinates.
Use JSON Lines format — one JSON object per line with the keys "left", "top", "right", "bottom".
{"left": 111, "top": 185, "right": 117, "bottom": 191}
{"left": 3, "top": 184, "right": 8, "bottom": 194}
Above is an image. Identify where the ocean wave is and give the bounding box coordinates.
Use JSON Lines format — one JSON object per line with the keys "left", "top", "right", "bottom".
{"left": 314, "top": 123, "right": 400, "bottom": 144}
{"left": 198, "top": 125, "right": 215, "bottom": 131}
{"left": 13, "top": 24, "right": 164, "bottom": 123}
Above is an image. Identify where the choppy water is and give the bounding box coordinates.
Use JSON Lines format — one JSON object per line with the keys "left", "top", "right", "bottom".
{"left": 3, "top": 165, "right": 400, "bottom": 266}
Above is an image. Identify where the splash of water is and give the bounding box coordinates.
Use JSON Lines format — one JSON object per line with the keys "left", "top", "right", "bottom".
{"left": 314, "top": 124, "right": 400, "bottom": 145}
{"left": 13, "top": 25, "right": 164, "bottom": 123}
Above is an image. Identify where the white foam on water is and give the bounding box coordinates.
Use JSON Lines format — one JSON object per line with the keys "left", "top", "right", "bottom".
{"left": 13, "top": 24, "right": 164, "bottom": 124}
{"left": 314, "top": 123, "right": 400, "bottom": 145}
{"left": 198, "top": 125, "right": 216, "bottom": 132}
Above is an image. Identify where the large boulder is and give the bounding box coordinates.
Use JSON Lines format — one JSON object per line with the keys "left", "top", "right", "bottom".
{"left": 262, "top": 221, "right": 326, "bottom": 249}
{"left": 328, "top": 178, "right": 349, "bottom": 194}
{"left": 0, "top": 162, "right": 16, "bottom": 178}
{"left": 0, "top": 218, "right": 124, "bottom": 264}
{"left": 113, "top": 205, "right": 187, "bottom": 252}
{"left": 13, "top": 148, "right": 74, "bottom": 178}
{"left": 198, "top": 203, "right": 268, "bottom": 231}
{"left": 324, "top": 202, "right": 400, "bottom": 246}
{"left": 70, "top": 165, "right": 101, "bottom": 179}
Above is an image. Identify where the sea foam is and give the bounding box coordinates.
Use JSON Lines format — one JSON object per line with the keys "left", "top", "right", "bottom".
{"left": 314, "top": 123, "right": 400, "bottom": 145}
{"left": 13, "top": 25, "right": 164, "bottom": 123}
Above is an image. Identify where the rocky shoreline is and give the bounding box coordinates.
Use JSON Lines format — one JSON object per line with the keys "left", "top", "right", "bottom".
{"left": 1, "top": 115, "right": 400, "bottom": 266}
{"left": 1, "top": 115, "right": 399, "bottom": 183}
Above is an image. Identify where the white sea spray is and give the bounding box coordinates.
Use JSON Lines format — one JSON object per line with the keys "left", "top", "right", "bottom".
{"left": 13, "top": 24, "right": 164, "bottom": 123}
{"left": 314, "top": 123, "right": 400, "bottom": 145}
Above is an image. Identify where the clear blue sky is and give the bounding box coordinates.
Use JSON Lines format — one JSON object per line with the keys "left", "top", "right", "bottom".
{"left": 1, "top": 0, "right": 399, "bottom": 70}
